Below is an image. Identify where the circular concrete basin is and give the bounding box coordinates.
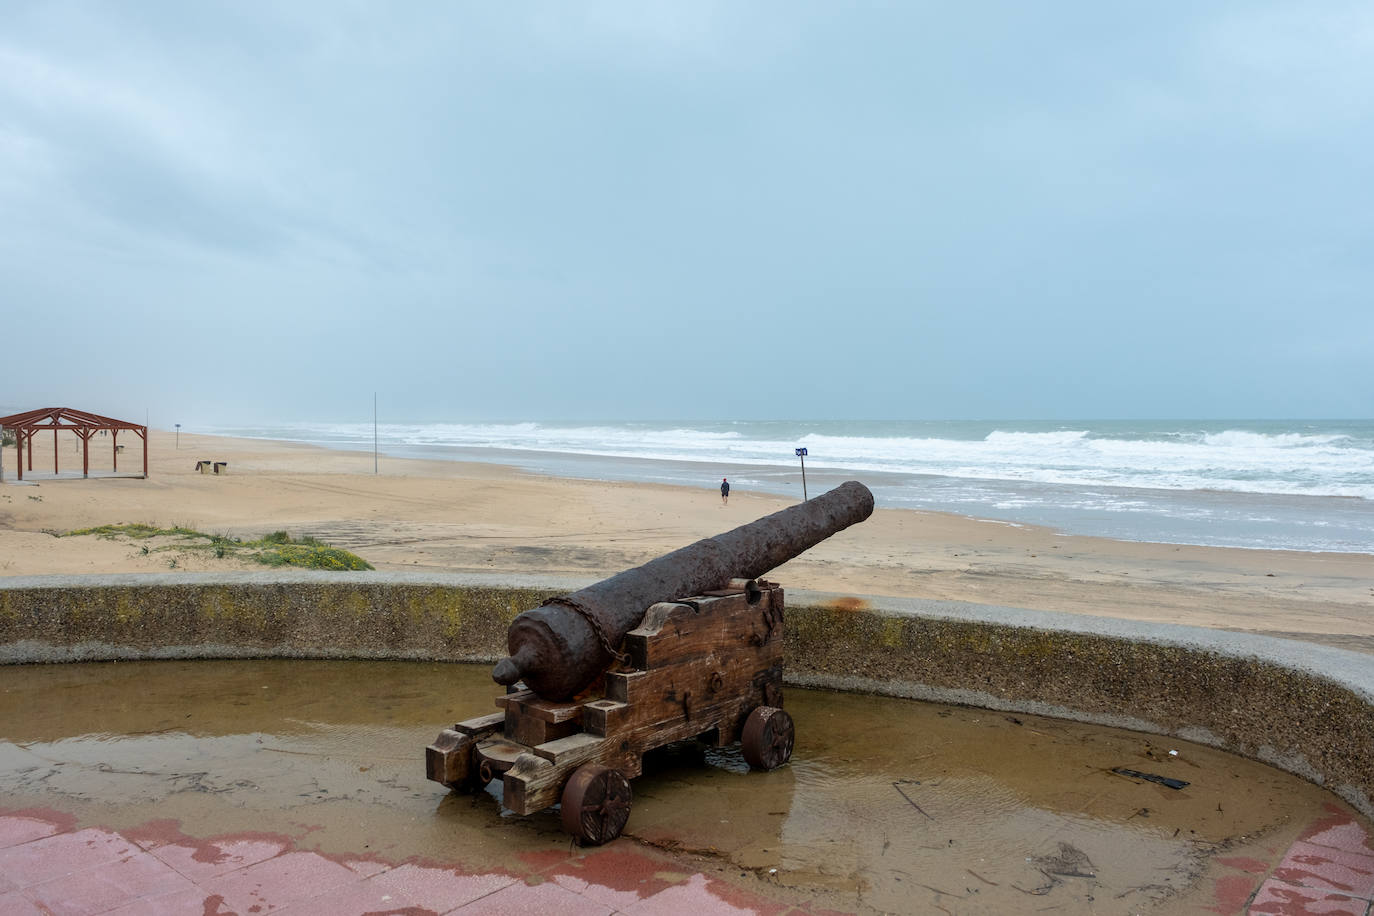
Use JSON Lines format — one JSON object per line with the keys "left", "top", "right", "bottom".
{"left": 2, "top": 659, "right": 1366, "bottom": 913}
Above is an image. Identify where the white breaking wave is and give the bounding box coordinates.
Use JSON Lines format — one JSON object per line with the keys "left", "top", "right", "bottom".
{"left": 210, "top": 420, "right": 1374, "bottom": 500}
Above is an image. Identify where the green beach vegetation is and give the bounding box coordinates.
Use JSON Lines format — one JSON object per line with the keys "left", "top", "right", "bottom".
{"left": 62, "top": 524, "right": 373, "bottom": 571}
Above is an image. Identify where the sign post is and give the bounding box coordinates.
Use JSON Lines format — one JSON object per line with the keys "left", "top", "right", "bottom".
{"left": 795, "top": 447, "right": 808, "bottom": 502}
{"left": 175, "top": 423, "right": 181, "bottom": 449}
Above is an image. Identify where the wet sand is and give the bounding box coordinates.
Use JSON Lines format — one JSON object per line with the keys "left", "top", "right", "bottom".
{"left": 2, "top": 659, "right": 1367, "bottom": 914}
{"left": 2, "top": 430, "right": 1372, "bottom": 653}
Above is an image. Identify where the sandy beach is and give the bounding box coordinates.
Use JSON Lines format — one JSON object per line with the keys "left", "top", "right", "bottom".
{"left": 2, "top": 430, "right": 1371, "bottom": 653}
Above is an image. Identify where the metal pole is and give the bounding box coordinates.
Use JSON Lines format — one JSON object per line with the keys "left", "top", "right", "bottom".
{"left": 373, "top": 392, "right": 378, "bottom": 474}
{"left": 0, "top": 425, "right": 5, "bottom": 482}
{"left": 795, "top": 447, "right": 809, "bottom": 501}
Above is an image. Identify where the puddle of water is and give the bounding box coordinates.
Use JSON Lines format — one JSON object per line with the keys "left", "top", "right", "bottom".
{"left": 0, "top": 659, "right": 1362, "bottom": 913}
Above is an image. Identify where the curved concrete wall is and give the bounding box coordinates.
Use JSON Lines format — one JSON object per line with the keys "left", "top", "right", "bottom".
{"left": 1, "top": 571, "right": 1371, "bottom": 819}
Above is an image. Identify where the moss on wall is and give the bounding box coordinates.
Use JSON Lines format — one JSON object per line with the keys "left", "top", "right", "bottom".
{"left": 0, "top": 579, "right": 558, "bottom": 661}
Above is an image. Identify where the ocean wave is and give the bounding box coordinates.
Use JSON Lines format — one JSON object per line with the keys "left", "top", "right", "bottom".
{"left": 1201, "top": 429, "right": 1349, "bottom": 448}
{"left": 209, "top": 420, "right": 1374, "bottom": 500}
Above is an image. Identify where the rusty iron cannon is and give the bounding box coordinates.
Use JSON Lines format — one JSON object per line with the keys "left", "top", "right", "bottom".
{"left": 491, "top": 479, "right": 875, "bottom": 700}
{"left": 427, "top": 480, "right": 873, "bottom": 845}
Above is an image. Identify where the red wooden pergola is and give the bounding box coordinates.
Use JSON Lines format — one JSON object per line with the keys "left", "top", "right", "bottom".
{"left": 0, "top": 407, "right": 148, "bottom": 481}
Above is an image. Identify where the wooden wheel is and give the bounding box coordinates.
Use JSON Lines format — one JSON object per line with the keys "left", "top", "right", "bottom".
{"left": 561, "top": 764, "right": 633, "bottom": 845}
{"left": 741, "top": 706, "right": 794, "bottom": 770}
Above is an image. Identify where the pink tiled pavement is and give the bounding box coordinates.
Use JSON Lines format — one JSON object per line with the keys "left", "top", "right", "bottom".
{"left": 0, "top": 809, "right": 822, "bottom": 915}
{"left": 141, "top": 834, "right": 289, "bottom": 882}
{"left": 4, "top": 803, "right": 1373, "bottom": 914}
{"left": 198, "top": 849, "right": 361, "bottom": 913}
{"left": 355, "top": 861, "right": 516, "bottom": 912}
{"left": 0, "top": 889, "right": 50, "bottom": 915}
{"left": 1248, "top": 879, "right": 1371, "bottom": 915}
{"left": 465, "top": 878, "right": 616, "bottom": 915}
{"left": 620, "top": 873, "right": 790, "bottom": 915}
{"left": 1206, "top": 804, "right": 1374, "bottom": 915}
{"left": 0, "top": 827, "right": 140, "bottom": 888}
{"left": 1271, "top": 840, "right": 1374, "bottom": 899}
{"left": 22, "top": 850, "right": 196, "bottom": 916}
{"left": 0, "top": 814, "right": 66, "bottom": 850}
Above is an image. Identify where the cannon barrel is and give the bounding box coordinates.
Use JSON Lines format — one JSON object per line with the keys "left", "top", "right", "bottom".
{"left": 492, "top": 480, "right": 874, "bottom": 700}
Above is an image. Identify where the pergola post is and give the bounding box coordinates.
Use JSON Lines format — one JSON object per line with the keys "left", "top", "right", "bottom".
{"left": 112, "top": 429, "right": 119, "bottom": 473}
{"left": 81, "top": 430, "right": 90, "bottom": 478}
{"left": 142, "top": 427, "right": 148, "bottom": 479}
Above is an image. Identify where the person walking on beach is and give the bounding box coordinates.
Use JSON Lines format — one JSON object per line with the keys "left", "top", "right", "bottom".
{"left": 720, "top": 477, "right": 730, "bottom": 505}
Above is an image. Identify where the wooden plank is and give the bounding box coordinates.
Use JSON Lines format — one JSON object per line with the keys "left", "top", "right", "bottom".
{"left": 454, "top": 712, "right": 505, "bottom": 737}
{"left": 624, "top": 592, "right": 783, "bottom": 671}
{"left": 494, "top": 689, "right": 536, "bottom": 710}
{"left": 612, "top": 629, "right": 780, "bottom": 709}
{"left": 592, "top": 652, "right": 782, "bottom": 750}
{"left": 523, "top": 696, "right": 583, "bottom": 724}
{"left": 625, "top": 714, "right": 731, "bottom": 757}
{"left": 495, "top": 690, "right": 583, "bottom": 724}
{"left": 532, "top": 732, "right": 607, "bottom": 766}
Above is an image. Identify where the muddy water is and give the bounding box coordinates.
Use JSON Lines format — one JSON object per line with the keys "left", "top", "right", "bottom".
{"left": 0, "top": 660, "right": 1362, "bottom": 914}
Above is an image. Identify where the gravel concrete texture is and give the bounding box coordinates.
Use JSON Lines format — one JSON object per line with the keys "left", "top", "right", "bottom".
{"left": 1, "top": 571, "right": 1371, "bottom": 819}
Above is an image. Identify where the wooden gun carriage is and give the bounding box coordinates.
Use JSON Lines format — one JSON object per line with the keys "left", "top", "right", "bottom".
{"left": 426, "top": 578, "right": 794, "bottom": 845}
{"left": 425, "top": 481, "right": 873, "bottom": 845}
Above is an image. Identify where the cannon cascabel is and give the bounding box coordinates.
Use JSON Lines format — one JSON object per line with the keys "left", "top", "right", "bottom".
{"left": 492, "top": 480, "right": 875, "bottom": 700}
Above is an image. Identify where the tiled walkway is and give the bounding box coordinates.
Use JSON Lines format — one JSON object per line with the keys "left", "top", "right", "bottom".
{"left": 0, "top": 808, "right": 838, "bottom": 915}
{"left": 1204, "top": 806, "right": 1374, "bottom": 916}
{"left": 1, "top": 804, "right": 1371, "bottom": 914}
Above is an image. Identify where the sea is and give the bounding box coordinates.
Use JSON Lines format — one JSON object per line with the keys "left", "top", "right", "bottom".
{"left": 206, "top": 419, "right": 1374, "bottom": 555}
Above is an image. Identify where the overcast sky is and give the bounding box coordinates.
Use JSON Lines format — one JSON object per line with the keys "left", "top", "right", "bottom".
{"left": 3, "top": 1, "right": 1371, "bottom": 426}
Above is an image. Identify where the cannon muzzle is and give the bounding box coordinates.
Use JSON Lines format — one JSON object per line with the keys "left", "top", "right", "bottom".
{"left": 493, "top": 480, "right": 874, "bottom": 700}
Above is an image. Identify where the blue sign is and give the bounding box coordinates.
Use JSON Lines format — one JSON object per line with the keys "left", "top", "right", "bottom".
{"left": 795, "top": 447, "right": 807, "bottom": 457}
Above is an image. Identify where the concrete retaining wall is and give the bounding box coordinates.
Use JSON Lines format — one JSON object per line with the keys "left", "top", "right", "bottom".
{"left": 1, "top": 572, "right": 1371, "bottom": 818}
